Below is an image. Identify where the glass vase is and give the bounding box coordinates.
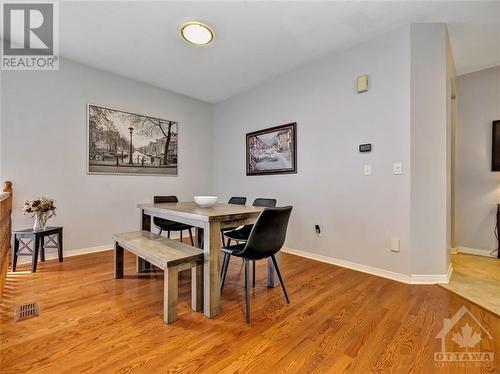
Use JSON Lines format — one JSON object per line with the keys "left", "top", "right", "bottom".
{"left": 33, "top": 213, "right": 47, "bottom": 231}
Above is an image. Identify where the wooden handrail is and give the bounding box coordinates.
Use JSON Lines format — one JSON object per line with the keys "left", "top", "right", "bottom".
{"left": 0, "top": 181, "right": 13, "bottom": 299}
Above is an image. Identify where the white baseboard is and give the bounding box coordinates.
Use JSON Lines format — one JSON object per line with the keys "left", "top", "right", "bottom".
{"left": 282, "top": 247, "right": 451, "bottom": 285}
{"left": 446, "top": 263, "right": 453, "bottom": 283}
{"left": 14, "top": 236, "right": 453, "bottom": 285}
{"left": 456, "top": 246, "right": 496, "bottom": 258}
{"left": 15, "top": 230, "right": 190, "bottom": 265}
{"left": 410, "top": 263, "right": 453, "bottom": 284}
{"left": 282, "top": 247, "right": 412, "bottom": 283}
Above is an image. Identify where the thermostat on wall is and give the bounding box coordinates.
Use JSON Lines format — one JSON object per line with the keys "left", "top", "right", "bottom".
{"left": 359, "top": 144, "right": 372, "bottom": 153}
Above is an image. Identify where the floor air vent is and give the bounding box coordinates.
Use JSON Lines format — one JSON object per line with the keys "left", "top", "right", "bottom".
{"left": 15, "top": 302, "right": 39, "bottom": 321}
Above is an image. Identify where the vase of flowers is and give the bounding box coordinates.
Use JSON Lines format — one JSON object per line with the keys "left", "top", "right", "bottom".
{"left": 23, "top": 197, "right": 56, "bottom": 231}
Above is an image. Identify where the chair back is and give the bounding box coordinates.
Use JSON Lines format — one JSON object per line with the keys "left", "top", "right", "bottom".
{"left": 242, "top": 206, "right": 292, "bottom": 258}
{"left": 154, "top": 196, "right": 178, "bottom": 204}
{"left": 253, "top": 198, "right": 277, "bottom": 208}
{"left": 228, "top": 196, "right": 246, "bottom": 205}
{"left": 153, "top": 197, "right": 179, "bottom": 226}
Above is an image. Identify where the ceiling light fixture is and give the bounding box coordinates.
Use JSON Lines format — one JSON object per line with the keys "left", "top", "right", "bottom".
{"left": 180, "top": 21, "right": 214, "bottom": 46}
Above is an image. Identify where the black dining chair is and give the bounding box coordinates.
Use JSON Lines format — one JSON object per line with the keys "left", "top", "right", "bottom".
{"left": 223, "top": 198, "right": 277, "bottom": 286}
{"left": 153, "top": 196, "right": 194, "bottom": 246}
{"left": 220, "top": 206, "right": 292, "bottom": 323}
{"left": 224, "top": 198, "right": 276, "bottom": 246}
{"left": 228, "top": 196, "right": 247, "bottom": 205}
{"left": 221, "top": 197, "right": 247, "bottom": 247}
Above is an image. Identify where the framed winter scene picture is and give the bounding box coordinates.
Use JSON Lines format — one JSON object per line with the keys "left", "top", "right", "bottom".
{"left": 246, "top": 122, "right": 297, "bottom": 176}
{"left": 87, "top": 104, "right": 178, "bottom": 175}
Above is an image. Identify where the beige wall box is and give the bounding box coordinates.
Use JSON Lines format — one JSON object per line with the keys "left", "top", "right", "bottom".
{"left": 357, "top": 75, "right": 369, "bottom": 93}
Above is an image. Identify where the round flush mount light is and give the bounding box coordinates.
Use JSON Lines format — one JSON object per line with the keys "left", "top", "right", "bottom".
{"left": 180, "top": 21, "right": 214, "bottom": 46}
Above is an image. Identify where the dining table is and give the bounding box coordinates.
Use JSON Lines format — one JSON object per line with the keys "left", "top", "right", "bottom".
{"left": 137, "top": 201, "right": 280, "bottom": 318}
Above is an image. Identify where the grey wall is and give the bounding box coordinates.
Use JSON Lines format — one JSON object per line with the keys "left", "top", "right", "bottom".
{"left": 409, "top": 23, "right": 452, "bottom": 276}
{"left": 213, "top": 24, "right": 453, "bottom": 278}
{"left": 213, "top": 26, "right": 413, "bottom": 276}
{"left": 0, "top": 58, "right": 213, "bottom": 252}
{"left": 0, "top": 72, "right": 3, "bottom": 181}
{"left": 455, "top": 66, "right": 500, "bottom": 252}
{"left": 1, "top": 23, "right": 454, "bottom": 278}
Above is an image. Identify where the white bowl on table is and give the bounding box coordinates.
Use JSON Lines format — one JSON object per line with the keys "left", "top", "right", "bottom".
{"left": 194, "top": 196, "right": 218, "bottom": 208}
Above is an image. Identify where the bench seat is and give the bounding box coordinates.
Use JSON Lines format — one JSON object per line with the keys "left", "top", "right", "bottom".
{"left": 113, "top": 230, "right": 204, "bottom": 324}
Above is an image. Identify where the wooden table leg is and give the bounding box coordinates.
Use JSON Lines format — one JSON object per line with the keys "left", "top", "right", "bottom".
{"left": 191, "top": 264, "right": 203, "bottom": 312}
{"left": 193, "top": 227, "right": 205, "bottom": 312}
{"left": 165, "top": 266, "right": 178, "bottom": 324}
{"left": 137, "top": 210, "right": 152, "bottom": 272}
{"left": 267, "top": 252, "right": 280, "bottom": 288}
{"left": 195, "top": 227, "right": 204, "bottom": 249}
{"left": 203, "top": 222, "right": 222, "bottom": 318}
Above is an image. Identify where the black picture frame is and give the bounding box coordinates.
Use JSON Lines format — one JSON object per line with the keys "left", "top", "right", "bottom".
{"left": 246, "top": 122, "right": 297, "bottom": 176}
{"left": 87, "top": 104, "right": 178, "bottom": 176}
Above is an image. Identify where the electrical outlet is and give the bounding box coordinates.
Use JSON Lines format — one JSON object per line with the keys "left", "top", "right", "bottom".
{"left": 393, "top": 162, "right": 402, "bottom": 175}
{"left": 390, "top": 238, "right": 400, "bottom": 252}
{"left": 315, "top": 225, "right": 322, "bottom": 236}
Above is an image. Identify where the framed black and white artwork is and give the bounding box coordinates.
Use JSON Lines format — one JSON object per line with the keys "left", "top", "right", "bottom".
{"left": 246, "top": 122, "right": 297, "bottom": 176}
{"left": 87, "top": 104, "right": 178, "bottom": 175}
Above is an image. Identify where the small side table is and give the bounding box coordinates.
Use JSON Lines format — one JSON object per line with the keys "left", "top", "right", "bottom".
{"left": 12, "top": 227, "right": 63, "bottom": 272}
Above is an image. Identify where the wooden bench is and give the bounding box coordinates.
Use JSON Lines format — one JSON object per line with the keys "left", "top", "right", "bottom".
{"left": 113, "top": 231, "right": 204, "bottom": 324}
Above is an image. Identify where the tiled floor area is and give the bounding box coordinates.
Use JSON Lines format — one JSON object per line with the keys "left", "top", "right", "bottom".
{"left": 440, "top": 253, "right": 500, "bottom": 316}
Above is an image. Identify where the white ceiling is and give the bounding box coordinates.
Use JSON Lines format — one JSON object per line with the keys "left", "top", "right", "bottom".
{"left": 35, "top": 1, "right": 500, "bottom": 102}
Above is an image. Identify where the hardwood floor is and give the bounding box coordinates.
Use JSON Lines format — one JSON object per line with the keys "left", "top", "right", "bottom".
{"left": 1, "top": 249, "right": 499, "bottom": 373}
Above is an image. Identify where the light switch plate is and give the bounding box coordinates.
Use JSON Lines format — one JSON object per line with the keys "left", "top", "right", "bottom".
{"left": 364, "top": 164, "right": 371, "bottom": 176}
{"left": 393, "top": 162, "right": 402, "bottom": 175}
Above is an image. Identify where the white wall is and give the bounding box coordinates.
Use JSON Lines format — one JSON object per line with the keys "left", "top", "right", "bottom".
{"left": 213, "top": 26, "right": 413, "bottom": 276}
{"left": 1, "top": 58, "right": 213, "bottom": 252}
{"left": 455, "top": 66, "right": 500, "bottom": 252}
